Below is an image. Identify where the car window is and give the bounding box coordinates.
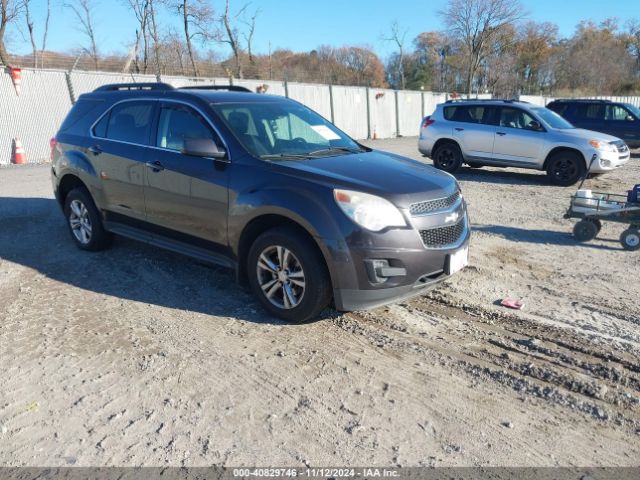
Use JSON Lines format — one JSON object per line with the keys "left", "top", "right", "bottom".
{"left": 156, "top": 105, "right": 216, "bottom": 152}
{"left": 212, "top": 101, "right": 361, "bottom": 159}
{"left": 498, "top": 108, "right": 537, "bottom": 130}
{"left": 94, "top": 101, "right": 154, "bottom": 145}
{"left": 445, "top": 105, "right": 493, "bottom": 125}
{"left": 548, "top": 103, "right": 569, "bottom": 116}
{"left": 575, "top": 104, "right": 605, "bottom": 120}
{"left": 605, "top": 105, "right": 632, "bottom": 121}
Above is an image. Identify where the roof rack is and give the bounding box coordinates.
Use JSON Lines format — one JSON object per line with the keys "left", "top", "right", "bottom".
{"left": 94, "top": 82, "right": 175, "bottom": 92}
{"left": 178, "top": 85, "right": 252, "bottom": 93}
{"left": 550, "top": 98, "right": 611, "bottom": 103}
{"left": 444, "top": 98, "right": 527, "bottom": 104}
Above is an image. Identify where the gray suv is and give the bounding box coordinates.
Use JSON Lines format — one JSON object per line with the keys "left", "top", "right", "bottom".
{"left": 51, "top": 83, "right": 470, "bottom": 322}
{"left": 419, "top": 100, "right": 630, "bottom": 186}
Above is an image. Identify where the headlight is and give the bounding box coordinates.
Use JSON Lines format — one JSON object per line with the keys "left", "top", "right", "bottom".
{"left": 334, "top": 189, "right": 406, "bottom": 231}
{"left": 588, "top": 139, "right": 616, "bottom": 152}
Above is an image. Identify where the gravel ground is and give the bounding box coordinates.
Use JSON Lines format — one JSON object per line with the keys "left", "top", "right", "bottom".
{"left": 0, "top": 139, "right": 639, "bottom": 467}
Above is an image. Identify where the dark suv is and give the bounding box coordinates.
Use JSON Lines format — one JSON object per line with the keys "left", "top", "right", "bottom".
{"left": 51, "top": 83, "right": 469, "bottom": 322}
{"left": 547, "top": 99, "right": 640, "bottom": 148}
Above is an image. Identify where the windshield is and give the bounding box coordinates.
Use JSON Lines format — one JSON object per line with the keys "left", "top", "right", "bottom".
{"left": 211, "top": 101, "right": 364, "bottom": 159}
{"left": 531, "top": 107, "right": 574, "bottom": 129}
{"left": 624, "top": 103, "right": 640, "bottom": 118}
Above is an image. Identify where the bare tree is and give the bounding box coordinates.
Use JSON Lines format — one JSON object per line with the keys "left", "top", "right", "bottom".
{"left": 439, "top": 0, "right": 523, "bottom": 97}
{"left": 40, "top": 0, "right": 51, "bottom": 66}
{"left": 218, "top": 0, "right": 259, "bottom": 78}
{"left": 65, "top": 0, "right": 99, "bottom": 69}
{"left": 125, "top": 0, "right": 150, "bottom": 73}
{"left": 240, "top": 5, "right": 258, "bottom": 64}
{"left": 0, "top": 0, "right": 24, "bottom": 66}
{"left": 382, "top": 21, "right": 408, "bottom": 89}
{"left": 173, "top": 0, "right": 213, "bottom": 77}
{"left": 24, "top": 0, "right": 37, "bottom": 66}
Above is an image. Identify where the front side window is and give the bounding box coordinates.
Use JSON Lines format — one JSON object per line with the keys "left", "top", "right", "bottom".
{"left": 156, "top": 106, "right": 216, "bottom": 152}
{"left": 605, "top": 105, "right": 632, "bottom": 121}
{"left": 531, "top": 107, "right": 573, "bottom": 129}
{"left": 212, "top": 101, "right": 362, "bottom": 159}
{"left": 498, "top": 108, "right": 537, "bottom": 130}
{"left": 93, "top": 101, "right": 154, "bottom": 145}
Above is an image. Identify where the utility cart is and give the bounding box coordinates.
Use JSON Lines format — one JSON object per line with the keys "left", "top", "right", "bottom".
{"left": 565, "top": 190, "right": 640, "bottom": 250}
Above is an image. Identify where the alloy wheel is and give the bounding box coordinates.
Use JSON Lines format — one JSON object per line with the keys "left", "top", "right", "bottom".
{"left": 256, "top": 245, "right": 306, "bottom": 310}
{"left": 68, "top": 199, "right": 92, "bottom": 245}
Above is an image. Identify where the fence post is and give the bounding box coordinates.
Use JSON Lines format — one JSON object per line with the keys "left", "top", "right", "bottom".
{"left": 421, "top": 91, "right": 425, "bottom": 119}
{"left": 366, "top": 87, "right": 371, "bottom": 139}
{"left": 395, "top": 90, "right": 400, "bottom": 138}
{"left": 65, "top": 71, "right": 76, "bottom": 104}
{"left": 329, "top": 84, "right": 335, "bottom": 123}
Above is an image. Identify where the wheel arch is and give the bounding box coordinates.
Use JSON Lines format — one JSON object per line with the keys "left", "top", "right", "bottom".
{"left": 431, "top": 137, "right": 462, "bottom": 158}
{"left": 236, "top": 213, "right": 333, "bottom": 288}
{"left": 543, "top": 147, "right": 588, "bottom": 170}
{"left": 57, "top": 174, "right": 89, "bottom": 207}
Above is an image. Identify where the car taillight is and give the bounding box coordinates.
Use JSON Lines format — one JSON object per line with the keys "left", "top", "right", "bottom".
{"left": 422, "top": 117, "right": 435, "bottom": 129}
{"left": 50, "top": 137, "right": 57, "bottom": 161}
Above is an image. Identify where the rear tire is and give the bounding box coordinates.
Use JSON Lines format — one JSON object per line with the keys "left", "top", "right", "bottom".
{"left": 64, "top": 188, "right": 113, "bottom": 251}
{"left": 432, "top": 142, "right": 463, "bottom": 173}
{"left": 620, "top": 229, "right": 640, "bottom": 251}
{"left": 247, "top": 226, "right": 332, "bottom": 323}
{"left": 546, "top": 151, "right": 585, "bottom": 186}
{"left": 573, "top": 220, "right": 598, "bottom": 242}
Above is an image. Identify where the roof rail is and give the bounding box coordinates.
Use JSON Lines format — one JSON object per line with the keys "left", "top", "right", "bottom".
{"left": 444, "top": 98, "right": 525, "bottom": 104}
{"left": 178, "top": 85, "right": 252, "bottom": 93}
{"left": 93, "top": 82, "right": 174, "bottom": 92}
{"left": 550, "top": 98, "right": 611, "bottom": 103}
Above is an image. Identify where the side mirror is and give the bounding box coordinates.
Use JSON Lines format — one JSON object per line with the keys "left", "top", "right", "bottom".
{"left": 529, "top": 120, "right": 544, "bottom": 132}
{"left": 182, "top": 138, "right": 227, "bottom": 159}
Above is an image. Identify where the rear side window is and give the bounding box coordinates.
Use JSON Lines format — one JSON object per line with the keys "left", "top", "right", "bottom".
{"left": 59, "top": 98, "right": 105, "bottom": 135}
{"left": 93, "top": 101, "right": 154, "bottom": 145}
{"left": 548, "top": 103, "right": 569, "bottom": 116}
{"left": 575, "top": 104, "right": 605, "bottom": 120}
{"left": 444, "top": 105, "right": 493, "bottom": 124}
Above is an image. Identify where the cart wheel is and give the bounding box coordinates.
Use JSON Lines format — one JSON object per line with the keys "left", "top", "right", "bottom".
{"left": 573, "top": 220, "right": 598, "bottom": 242}
{"left": 585, "top": 218, "right": 602, "bottom": 233}
{"left": 620, "top": 229, "right": 640, "bottom": 251}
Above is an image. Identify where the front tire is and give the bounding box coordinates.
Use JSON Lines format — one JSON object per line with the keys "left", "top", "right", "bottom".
{"left": 432, "top": 142, "right": 463, "bottom": 173}
{"left": 620, "top": 229, "right": 640, "bottom": 251}
{"left": 247, "top": 227, "right": 332, "bottom": 323}
{"left": 546, "top": 152, "right": 585, "bottom": 186}
{"left": 64, "top": 188, "right": 113, "bottom": 251}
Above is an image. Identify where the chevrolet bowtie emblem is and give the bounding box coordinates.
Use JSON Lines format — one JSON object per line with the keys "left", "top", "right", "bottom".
{"left": 445, "top": 212, "right": 459, "bottom": 224}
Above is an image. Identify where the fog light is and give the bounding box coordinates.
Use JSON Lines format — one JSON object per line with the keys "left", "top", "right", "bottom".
{"left": 600, "top": 158, "right": 612, "bottom": 168}
{"left": 364, "top": 259, "right": 407, "bottom": 284}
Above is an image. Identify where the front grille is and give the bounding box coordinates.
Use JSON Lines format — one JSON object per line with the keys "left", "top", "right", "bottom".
{"left": 419, "top": 219, "right": 465, "bottom": 248}
{"left": 410, "top": 191, "right": 461, "bottom": 216}
{"left": 612, "top": 140, "right": 628, "bottom": 153}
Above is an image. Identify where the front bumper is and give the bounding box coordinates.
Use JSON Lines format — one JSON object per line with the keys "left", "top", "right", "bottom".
{"left": 588, "top": 148, "right": 630, "bottom": 173}
{"left": 330, "top": 205, "right": 470, "bottom": 311}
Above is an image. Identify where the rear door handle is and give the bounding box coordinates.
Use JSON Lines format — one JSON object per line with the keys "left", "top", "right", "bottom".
{"left": 145, "top": 161, "right": 165, "bottom": 172}
{"left": 496, "top": 132, "right": 507, "bottom": 136}
{"left": 88, "top": 145, "right": 102, "bottom": 155}
{"left": 455, "top": 127, "right": 464, "bottom": 132}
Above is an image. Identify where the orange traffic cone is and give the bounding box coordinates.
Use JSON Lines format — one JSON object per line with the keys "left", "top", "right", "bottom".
{"left": 13, "top": 138, "right": 27, "bottom": 164}
{"left": 10, "top": 67, "right": 22, "bottom": 96}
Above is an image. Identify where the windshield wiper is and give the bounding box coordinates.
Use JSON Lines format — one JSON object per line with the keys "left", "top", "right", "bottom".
{"left": 308, "top": 146, "right": 364, "bottom": 156}
{"left": 260, "top": 153, "right": 313, "bottom": 160}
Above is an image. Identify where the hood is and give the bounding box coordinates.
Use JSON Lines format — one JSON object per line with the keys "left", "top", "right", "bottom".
{"left": 554, "top": 128, "right": 623, "bottom": 144}
{"left": 272, "top": 149, "right": 458, "bottom": 208}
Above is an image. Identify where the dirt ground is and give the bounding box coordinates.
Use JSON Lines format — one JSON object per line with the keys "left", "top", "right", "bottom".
{"left": 0, "top": 138, "right": 639, "bottom": 467}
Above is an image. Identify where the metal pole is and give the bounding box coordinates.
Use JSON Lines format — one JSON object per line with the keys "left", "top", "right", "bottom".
{"left": 329, "top": 84, "right": 335, "bottom": 124}
{"left": 366, "top": 87, "right": 371, "bottom": 139}
{"left": 395, "top": 90, "right": 400, "bottom": 138}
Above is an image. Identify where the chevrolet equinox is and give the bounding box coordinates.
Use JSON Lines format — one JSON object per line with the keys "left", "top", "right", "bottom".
{"left": 51, "top": 83, "right": 469, "bottom": 322}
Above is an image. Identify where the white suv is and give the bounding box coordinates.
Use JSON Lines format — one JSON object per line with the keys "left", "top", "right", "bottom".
{"left": 418, "top": 100, "right": 630, "bottom": 186}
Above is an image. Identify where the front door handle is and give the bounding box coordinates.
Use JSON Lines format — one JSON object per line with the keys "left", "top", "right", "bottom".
{"left": 496, "top": 132, "right": 507, "bottom": 136}
{"left": 88, "top": 145, "right": 102, "bottom": 155}
{"left": 145, "top": 161, "right": 165, "bottom": 172}
{"left": 455, "top": 127, "right": 464, "bottom": 132}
